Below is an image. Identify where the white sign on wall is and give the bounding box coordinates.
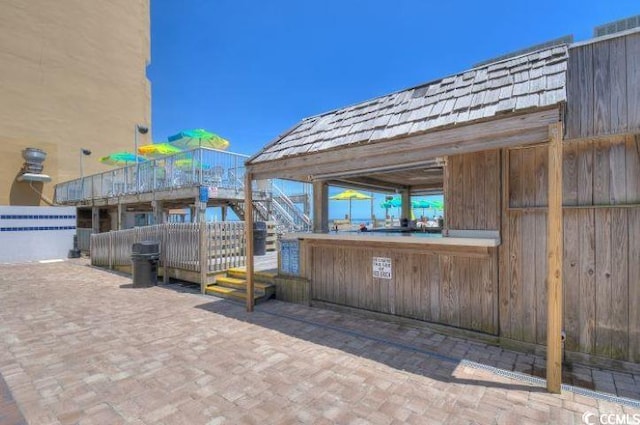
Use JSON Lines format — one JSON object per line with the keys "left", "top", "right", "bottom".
{"left": 372, "top": 257, "right": 392, "bottom": 279}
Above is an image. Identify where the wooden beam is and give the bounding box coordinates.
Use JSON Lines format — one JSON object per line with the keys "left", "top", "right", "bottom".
{"left": 247, "top": 109, "right": 559, "bottom": 180}
{"left": 244, "top": 173, "right": 255, "bottom": 312}
{"left": 313, "top": 181, "right": 329, "bottom": 233}
{"left": 546, "top": 122, "right": 564, "bottom": 393}
{"left": 330, "top": 177, "right": 407, "bottom": 192}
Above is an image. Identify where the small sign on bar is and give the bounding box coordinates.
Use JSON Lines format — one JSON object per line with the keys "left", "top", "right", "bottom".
{"left": 373, "top": 257, "right": 392, "bottom": 279}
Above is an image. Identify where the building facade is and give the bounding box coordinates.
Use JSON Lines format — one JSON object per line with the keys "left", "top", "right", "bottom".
{"left": 0, "top": 0, "right": 151, "bottom": 205}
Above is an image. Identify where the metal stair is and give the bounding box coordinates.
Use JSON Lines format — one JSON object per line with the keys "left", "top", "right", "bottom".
{"left": 228, "top": 179, "right": 312, "bottom": 234}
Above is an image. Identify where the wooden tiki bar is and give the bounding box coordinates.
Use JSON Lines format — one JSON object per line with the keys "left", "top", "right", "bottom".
{"left": 245, "top": 29, "right": 640, "bottom": 392}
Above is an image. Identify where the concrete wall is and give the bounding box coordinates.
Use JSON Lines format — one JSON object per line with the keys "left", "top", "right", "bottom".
{"left": 0, "top": 0, "right": 151, "bottom": 206}
{"left": 0, "top": 206, "right": 76, "bottom": 263}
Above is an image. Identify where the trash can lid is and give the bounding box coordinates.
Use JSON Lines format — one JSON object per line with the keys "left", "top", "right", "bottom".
{"left": 253, "top": 221, "right": 267, "bottom": 230}
{"left": 132, "top": 240, "right": 160, "bottom": 254}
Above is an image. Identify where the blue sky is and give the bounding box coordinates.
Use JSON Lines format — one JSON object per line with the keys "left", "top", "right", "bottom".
{"left": 148, "top": 1, "right": 638, "bottom": 220}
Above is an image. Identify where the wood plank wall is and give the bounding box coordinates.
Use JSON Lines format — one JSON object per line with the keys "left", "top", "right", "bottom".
{"left": 566, "top": 33, "right": 640, "bottom": 139}
{"left": 500, "top": 135, "right": 640, "bottom": 362}
{"left": 309, "top": 241, "right": 499, "bottom": 335}
{"left": 446, "top": 150, "right": 501, "bottom": 230}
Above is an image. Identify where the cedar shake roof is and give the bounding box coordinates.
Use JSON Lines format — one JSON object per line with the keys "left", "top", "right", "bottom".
{"left": 249, "top": 45, "right": 568, "bottom": 164}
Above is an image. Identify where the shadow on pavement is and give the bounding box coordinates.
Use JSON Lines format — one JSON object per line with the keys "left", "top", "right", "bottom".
{"left": 194, "top": 299, "right": 546, "bottom": 393}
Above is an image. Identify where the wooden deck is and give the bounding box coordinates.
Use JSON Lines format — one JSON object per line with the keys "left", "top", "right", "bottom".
{"left": 234, "top": 251, "right": 278, "bottom": 274}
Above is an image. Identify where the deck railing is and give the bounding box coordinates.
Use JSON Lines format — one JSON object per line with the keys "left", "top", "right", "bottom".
{"left": 55, "top": 147, "right": 313, "bottom": 234}
{"left": 90, "top": 222, "right": 246, "bottom": 274}
{"left": 55, "top": 148, "right": 249, "bottom": 203}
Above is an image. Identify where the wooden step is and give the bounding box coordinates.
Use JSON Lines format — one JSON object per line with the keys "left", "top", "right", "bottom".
{"left": 215, "top": 276, "right": 273, "bottom": 294}
{"left": 227, "top": 268, "right": 277, "bottom": 284}
{"left": 205, "top": 285, "right": 272, "bottom": 304}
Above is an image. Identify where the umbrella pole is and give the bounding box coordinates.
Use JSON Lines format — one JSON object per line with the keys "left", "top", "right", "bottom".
{"left": 370, "top": 193, "right": 373, "bottom": 226}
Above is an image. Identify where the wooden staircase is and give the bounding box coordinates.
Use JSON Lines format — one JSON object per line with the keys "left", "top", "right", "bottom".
{"left": 205, "top": 268, "right": 276, "bottom": 304}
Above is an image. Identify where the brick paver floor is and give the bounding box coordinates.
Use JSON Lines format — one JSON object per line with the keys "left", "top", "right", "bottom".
{"left": 1, "top": 260, "right": 639, "bottom": 424}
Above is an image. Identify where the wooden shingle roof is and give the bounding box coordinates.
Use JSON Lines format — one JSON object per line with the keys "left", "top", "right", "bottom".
{"left": 249, "top": 45, "right": 568, "bottom": 165}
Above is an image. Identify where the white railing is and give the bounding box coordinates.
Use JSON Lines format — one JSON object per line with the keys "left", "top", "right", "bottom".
{"left": 55, "top": 147, "right": 313, "bottom": 235}
{"left": 55, "top": 148, "right": 248, "bottom": 203}
{"left": 271, "top": 182, "right": 312, "bottom": 231}
{"left": 90, "top": 222, "right": 246, "bottom": 274}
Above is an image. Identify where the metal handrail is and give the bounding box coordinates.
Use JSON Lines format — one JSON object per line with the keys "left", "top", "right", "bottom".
{"left": 271, "top": 183, "right": 312, "bottom": 227}
{"left": 54, "top": 147, "right": 250, "bottom": 203}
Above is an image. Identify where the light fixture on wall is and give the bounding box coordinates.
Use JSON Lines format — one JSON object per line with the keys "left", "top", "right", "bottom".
{"left": 134, "top": 124, "right": 149, "bottom": 164}
{"left": 134, "top": 124, "right": 149, "bottom": 191}
{"left": 79, "top": 148, "right": 92, "bottom": 178}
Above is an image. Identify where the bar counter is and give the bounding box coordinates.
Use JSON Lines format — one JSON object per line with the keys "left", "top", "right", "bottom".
{"left": 284, "top": 231, "right": 500, "bottom": 248}
{"left": 278, "top": 230, "right": 500, "bottom": 335}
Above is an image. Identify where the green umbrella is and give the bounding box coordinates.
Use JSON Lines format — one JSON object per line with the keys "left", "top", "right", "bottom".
{"left": 412, "top": 199, "right": 432, "bottom": 217}
{"left": 168, "top": 129, "right": 230, "bottom": 150}
{"left": 99, "top": 152, "right": 147, "bottom": 166}
{"left": 379, "top": 197, "right": 402, "bottom": 208}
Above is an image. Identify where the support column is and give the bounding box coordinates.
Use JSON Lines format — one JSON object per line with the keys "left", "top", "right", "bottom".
{"left": 153, "top": 200, "right": 164, "bottom": 225}
{"left": 400, "top": 189, "right": 411, "bottom": 222}
{"left": 116, "top": 201, "right": 125, "bottom": 230}
{"left": 221, "top": 205, "right": 227, "bottom": 221}
{"left": 546, "top": 122, "right": 563, "bottom": 393}
{"left": 312, "top": 181, "right": 329, "bottom": 233}
{"left": 244, "top": 173, "right": 255, "bottom": 312}
{"left": 91, "top": 207, "right": 100, "bottom": 233}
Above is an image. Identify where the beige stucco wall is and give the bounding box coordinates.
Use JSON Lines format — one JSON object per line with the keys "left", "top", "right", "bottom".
{"left": 0, "top": 0, "right": 151, "bottom": 205}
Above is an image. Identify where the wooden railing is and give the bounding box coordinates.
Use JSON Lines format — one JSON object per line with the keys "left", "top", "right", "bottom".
{"left": 90, "top": 222, "right": 246, "bottom": 274}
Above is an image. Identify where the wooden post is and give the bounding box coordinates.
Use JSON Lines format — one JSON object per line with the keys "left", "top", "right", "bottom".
{"left": 117, "top": 202, "right": 124, "bottom": 230}
{"left": 197, "top": 195, "right": 207, "bottom": 294}
{"left": 91, "top": 207, "right": 100, "bottom": 233}
{"left": 199, "top": 220, "right": 207, "bottom": 294}
{"left": 245, "top": 172, "right": 255, "bottom": 312}
{"left": 153, "top": 200, "right": 164, "bottom": 225}
{"left": 108, "top": 231, "right": 113, "bottom": 270}
{"left": 312, "top": 181, "right": 328, "bottom": 233}
{"left": 401, "top": 189, "right": 411, "bottom": 222}
{"left": 546, "top": 122, "right": 563, "bottom": 393}
{"left": 163, "top": 225, "right": 169, "bottom": 284}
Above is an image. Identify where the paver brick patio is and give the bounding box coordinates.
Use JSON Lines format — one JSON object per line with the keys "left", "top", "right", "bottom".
{"left": 0, "top": 259, "right": 639, "bottom": 424}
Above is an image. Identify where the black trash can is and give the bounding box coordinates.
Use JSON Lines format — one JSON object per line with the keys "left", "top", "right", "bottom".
{"left": 253, "top": 221, "right": 267, "bottom": 256}
{"left": 131, "top": 241, "right": 160, "bottom": 287}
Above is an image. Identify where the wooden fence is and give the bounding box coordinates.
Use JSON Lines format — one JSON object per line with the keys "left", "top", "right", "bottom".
{"left": 76, "top": 228, "right": 93, "bottom": 253}
{"left": 90, "top": 222, "right": 246, "bottom": 276}
{"left": 500, "top": 136, "right": 640, "bottom": 363}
